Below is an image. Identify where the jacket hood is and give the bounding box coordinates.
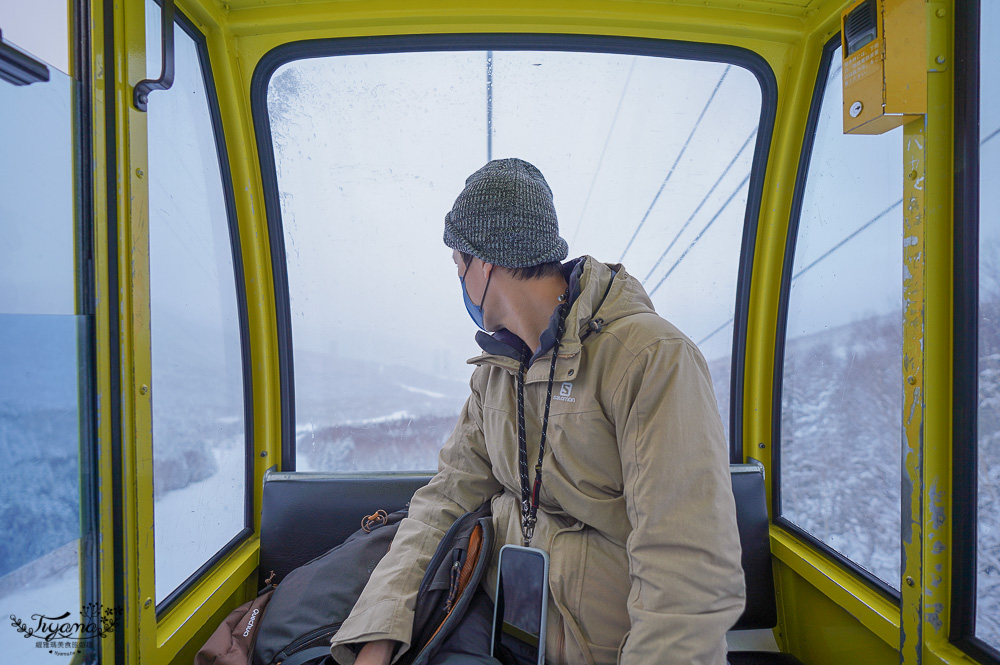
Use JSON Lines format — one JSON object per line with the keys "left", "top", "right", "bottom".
{"left": 470, "top": 255, "right": 656, "bottom": 368}
{"left": 567, "top": 256, "right": 655, "bottom": 339}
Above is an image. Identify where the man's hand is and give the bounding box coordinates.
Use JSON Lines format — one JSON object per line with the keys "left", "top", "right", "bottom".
{"left": 354, "top": 639, "right": 397, "bottom": 665}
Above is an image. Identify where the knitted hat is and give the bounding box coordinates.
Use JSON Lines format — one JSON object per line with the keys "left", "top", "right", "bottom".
{"left": 443, "top": 158, "right": 569, "bottom": 268}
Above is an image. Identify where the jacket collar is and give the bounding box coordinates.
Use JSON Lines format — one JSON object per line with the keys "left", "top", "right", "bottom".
{"left": 469, "top": 256, "right": 645, "bottom": 377}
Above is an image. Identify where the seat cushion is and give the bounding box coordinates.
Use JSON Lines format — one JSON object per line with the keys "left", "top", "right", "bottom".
{"left": 730, "top": 464, "right": 778, "bottom": 630}
{"left": 258, "top": 471, "right": 430, "bottom": 586}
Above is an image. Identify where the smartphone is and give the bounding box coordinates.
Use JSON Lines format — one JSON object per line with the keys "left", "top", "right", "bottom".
{"left": 491, "top": 544, "right": 549, "bottom": 665}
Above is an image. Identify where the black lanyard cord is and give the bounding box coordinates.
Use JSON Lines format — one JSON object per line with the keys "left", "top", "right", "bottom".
{"left": 515, "top": 300, "right": 569, "bottom": 546}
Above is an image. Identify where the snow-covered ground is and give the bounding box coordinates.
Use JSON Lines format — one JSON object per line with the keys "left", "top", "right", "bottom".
{"left": 1, "top": 433, "right": 246, "bottom": 660}
{"left": 153, "top": 434, "right": 247, "bottom": 604}
{"left": 3, "top": 326, "right": 999, "bottom": 652}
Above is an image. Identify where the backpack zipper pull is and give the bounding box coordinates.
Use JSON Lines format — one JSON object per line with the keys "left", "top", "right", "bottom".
{"left": 445, "top": 560, "right": 462, "bottom": 612}
{"left": 361, "top": 509, "right": 388, "bottom": 533}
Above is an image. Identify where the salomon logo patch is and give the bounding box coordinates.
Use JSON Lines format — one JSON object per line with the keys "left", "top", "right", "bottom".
{"left": 554, "top": 382, "right": 576, "bottom": 403}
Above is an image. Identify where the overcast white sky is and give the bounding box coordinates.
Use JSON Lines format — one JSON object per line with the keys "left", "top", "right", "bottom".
{"left": 785, "top": 47, "right": 903, "bottom": 341}
{"left": 1, "top": 2, "right": 997, "bottom": 388}
{"left": 269, "top": 50, "right": 761, "bottom": 385}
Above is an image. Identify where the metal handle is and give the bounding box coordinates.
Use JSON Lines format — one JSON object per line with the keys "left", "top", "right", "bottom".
{"left": 0, "top": 28, "right": 50, "bottom": 86}
{"left": 133, "top": 0, "right": 175, "bottom": 111}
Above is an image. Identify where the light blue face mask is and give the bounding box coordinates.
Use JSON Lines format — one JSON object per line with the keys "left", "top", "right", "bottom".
{"left": 460, "top": 260, "right": 493, "bottom": 330}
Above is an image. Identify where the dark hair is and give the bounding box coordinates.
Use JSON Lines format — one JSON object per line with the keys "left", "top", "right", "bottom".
{"left": 508, "top": 262, "right": 563, "bottom": 281}
{"left": 459, "top": 252, "right": 562, "bottom": 281}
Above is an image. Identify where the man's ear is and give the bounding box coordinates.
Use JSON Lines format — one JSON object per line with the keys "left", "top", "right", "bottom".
{"left": 481, "top": 261, "right": 495, "bottom": 280}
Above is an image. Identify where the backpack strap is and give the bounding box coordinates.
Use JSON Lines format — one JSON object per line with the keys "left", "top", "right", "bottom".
{"left": 277, "top": 646, "right": 332, "bottom": 665}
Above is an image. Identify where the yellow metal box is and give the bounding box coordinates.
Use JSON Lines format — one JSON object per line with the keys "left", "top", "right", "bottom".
{"left": 841, "top": 0, "right": 926, "bottom": 134}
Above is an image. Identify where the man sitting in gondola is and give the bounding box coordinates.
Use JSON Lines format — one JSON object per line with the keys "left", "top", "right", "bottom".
{"left": 330, "top": 158, "right": 745, "bottom": 665}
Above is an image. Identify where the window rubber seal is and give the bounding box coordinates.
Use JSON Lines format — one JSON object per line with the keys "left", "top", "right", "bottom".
{"left": 71, "top": 0, "right": 102, "bottom": 661}
{"left": 950, "top": 1, "right": 1000, "bottom": 661}
{"left": 249, "top": 32, "right": 778, "bottom": 470}
{"left": 103, "top": 0, "right": 129, "bottom": 659}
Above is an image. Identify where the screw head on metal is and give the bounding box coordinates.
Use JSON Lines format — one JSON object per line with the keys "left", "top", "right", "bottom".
{"left": 907, "top": 375, "right": 917, "bottom": 385}
{"left": 140, "top": 384, "right": 148, "bottom": 395}
{"left": 908, "top": 170, "right": 918, "bottom": 180}
{"left": 849, "top": 101, "right": 863, "bottom": 118}
{"left": 136, "top": 168, "right": 144, "bottom": 178}
{"left": 758, "top": 442, "right": 766, "bottom": 449}
{"left": 936, "top": 55, "right": 946, "bottom": 65}
{"left": 936, "top": 7, "right": 946, "bottom": 17}
{"left": 905, "top": 576, "right": 915, "bottom": 587}
{"left": 144, "top": 597, "right": 152, "bottom": 608}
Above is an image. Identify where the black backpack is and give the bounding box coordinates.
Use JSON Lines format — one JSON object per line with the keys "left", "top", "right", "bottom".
{"left": 406, "top": 503, "right": 494, "bottom": 665}
{"left": 247, "top": 502, "right": 494, "bottom": 665}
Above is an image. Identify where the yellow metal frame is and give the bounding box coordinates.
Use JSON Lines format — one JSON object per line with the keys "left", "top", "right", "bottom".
{"left": 900, "top": 4, "right": 974, "bottom": 665}
{"left": 87, "top": 1, "right": 118, "bottom": 662}
{"left": 743, "top": 2, "right": 977, "bottom": 665}
{"left": 94, "top": 1, "right": 280, "bottom": 663}
{"left": 740, "top": 7, "right": 910, "bottom": 663}
{"left": 150, "top": 3, "right": 802, "bottom": 662}
{"left": 84, "top": 1, "right": 986, "bottom": 664}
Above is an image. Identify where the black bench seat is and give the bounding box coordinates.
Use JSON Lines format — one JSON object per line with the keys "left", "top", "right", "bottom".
{"left": 258, "top": 463, "right": 803, "bottom": 664}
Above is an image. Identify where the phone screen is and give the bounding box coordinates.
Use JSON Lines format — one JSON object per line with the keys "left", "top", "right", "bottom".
{"left": 492, "top": 545, "right": 549, "bottom": 665}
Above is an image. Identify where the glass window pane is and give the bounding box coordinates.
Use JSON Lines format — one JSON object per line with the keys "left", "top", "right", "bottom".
{"left": 0, "top": 36, "right": 95, "bottom": 665}
{"left": 146, "top": 2, "right": 247, "bottom": 605}
{"left": 268, "top": 49, "right": 762, "bottom": 472}
{"left": 778, "top": 45, "right": 903, "bottom": 590}
{"left": 976, "top": 0, "right": 1000, "bottom": 649}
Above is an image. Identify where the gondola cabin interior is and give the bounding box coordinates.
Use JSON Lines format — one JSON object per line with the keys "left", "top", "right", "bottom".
{"left": 0, "top": 0, "right": 996, "bottom": 664}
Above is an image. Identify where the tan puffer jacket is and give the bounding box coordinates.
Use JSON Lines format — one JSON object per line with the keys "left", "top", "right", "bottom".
{"left": 330, "top": 257, "right": 745, "bottom": 665}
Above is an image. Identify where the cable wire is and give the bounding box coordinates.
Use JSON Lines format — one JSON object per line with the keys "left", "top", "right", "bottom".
{"left": 829, "top": 61, "right": 843, "bottom": 83}
{"left": 648, "top": 171, "right": 751, "bottom": 297}
{"left": 790, "top": 198, "right": 903, "bottom": 282}
{"left": 693, "top": 198, "right": 904, "bottom": 347}
{"left": 618, "top": 65, "right": 732, "bottom": 263}
{"left": 486, "top": 50, "right": 493, "bottom": 162}
{"left": 696, "top": 317, "right": 734, "bottom": 348}
{"left": 983, "top": 124, "right": 1000, "bottom": 147}
{"left": 688, "top": 120, "right": 997, "bottom": 349}
{"left": 570, "top": 57, "right": 638, "bottom": 246}
{"left": 643, "top": 126, "right": 758, "bottom": 282}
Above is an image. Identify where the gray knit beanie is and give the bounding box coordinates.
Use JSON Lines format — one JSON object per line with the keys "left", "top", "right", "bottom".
{"left": 443, "top": 158, "right": 569, "bottom": 268}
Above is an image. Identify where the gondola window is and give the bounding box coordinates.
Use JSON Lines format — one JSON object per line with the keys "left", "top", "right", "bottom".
{"left": 0, "top": 4, "right": 98, "bottom": 662}
{"left": 266, "top": 48, "right": 763, "bottom": 472}
{"left": 975, "top": 0, "right": 1000, "bottom": 649}
{"left": 145, "top": 1, "right": 249, "bottom": 605}
{"left": 777, "top": 43, "right": 903, "bottom": 592}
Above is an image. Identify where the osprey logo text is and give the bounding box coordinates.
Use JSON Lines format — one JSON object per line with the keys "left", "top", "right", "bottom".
{"left": 243, "top": 608, "right": 260, "bottom": 637}
{"left": 554, "top": 382, "right": 576, "bottom": 402}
